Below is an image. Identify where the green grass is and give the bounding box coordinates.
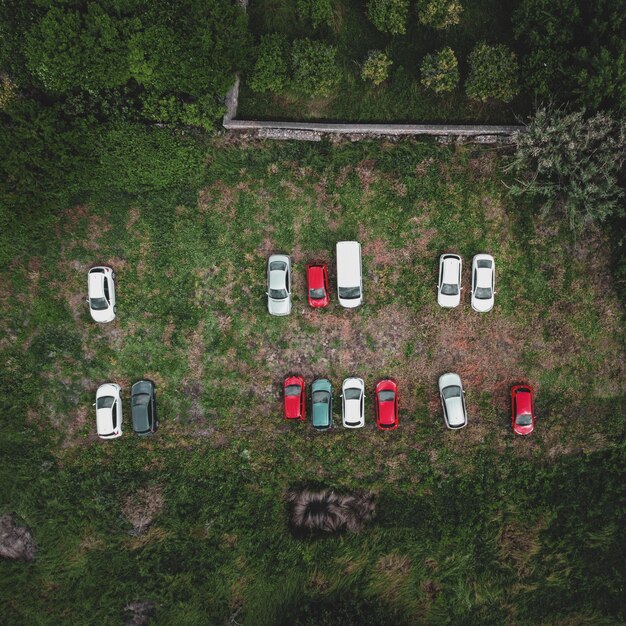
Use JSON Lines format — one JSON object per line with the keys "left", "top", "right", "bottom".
{"left": 0, "top": 136, "right": 624, "bottom": 625}
{"left": 239, "top": 0, "right": 530, "bottom": 123}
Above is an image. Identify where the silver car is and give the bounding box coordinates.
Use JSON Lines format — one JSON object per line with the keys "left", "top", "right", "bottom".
{"left": 94, "top": 383, "right": 123, "bottom": 439}
{"left": 437, "top": 254, "right": 462, "bottom": 308}
{"left": 471, "top": 254, "right": 495, "bottom": 313}
{"left": 438, "top": 373, "right": 467, "bottom": 430}
{"left": 266, "top": 254, "right": 291, "bottom": 316}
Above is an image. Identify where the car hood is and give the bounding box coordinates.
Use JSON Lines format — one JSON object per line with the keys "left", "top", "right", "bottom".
{"left": 132, "top": 380, "right": 153, "bottom": 395}
{"left": 285, "top": 394, "right": 301, "bottom": 418}
{"left": 268, "top": 297, "right": 291, "bottom": 316}
{"left": 471, "top": 296, "right": 493, "bottom": 312}
{"left": 90, "top": 307, "right": 115, "bottom": 323}
{"left": 338, "top": 296, "right": 361, "bottom": 309}
{"left": 438, "top": 292, "right": 460, "bottom": 308}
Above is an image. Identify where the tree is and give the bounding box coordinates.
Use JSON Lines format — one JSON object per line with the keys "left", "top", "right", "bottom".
{"left": 297, "top": 0, "right": 334, "bottom": 29}
{"left": 249, "top": 34, "right": 289, "bottom": 94}
{"left": 417, "top": 0, "right": 463, "bottom": 29}
{"left": 420, "top": 47, "right": 459, "bottom": 93}
{"left": 291, "top": 39, "right": 340, "bottom": 97}
{"left": 367, "top": 0, "right": 409, "bottom": 35}
{"left": 507, "top": 106, "right": 626, "bottom": 232}
{"left": 361, "top": 50, "right": 393, "bottom": 86}
{"left": 465, "top": 43, "right": 519, "bottom": 103}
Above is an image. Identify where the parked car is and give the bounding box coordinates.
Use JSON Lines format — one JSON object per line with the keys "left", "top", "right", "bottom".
{"left": 131, "top": 380, "right": 158, "bottom": 436}
{"left": 267, "top": 254, "right": 291, "bottom": 316}
{"left": 284, "top": 375, "right": 306, "bottom": 421}
{"left": 438, "top": 373, "right": 467, "bottom": 429}
{"left": 306, "top": 263, "right": 330, "bottom": 308}
{"left": 87, "top": 266, "right": 116, "bottom": 323}
{"left": 511, "top": 385, "right": 535, "bottom": 435}
{"left": 437, "top": 254, "right": 462, "bottom": 308}
{"left": 375, "top": 379, "right": 398, "bottom": 430}
{"left": 336, "top": 241, "right": 363, "bottom": 308}
{"left": 311, "top": 378, "right": 333, "bottom": 430}
{"left": 94, "top": 383, "right": 122, "bottom": 439}
{"left": 471, "top": 254, "right": 495, "bottom": 312}
{"left": 341, "top": 377, "right": 365, "bottom": 428}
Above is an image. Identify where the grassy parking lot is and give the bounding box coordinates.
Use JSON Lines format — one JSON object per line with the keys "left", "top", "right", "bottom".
{"left": 1, "top": 137, "right": 624, "bottom": 624}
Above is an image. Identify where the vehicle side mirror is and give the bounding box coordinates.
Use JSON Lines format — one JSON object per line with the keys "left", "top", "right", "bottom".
{"left": 92, "top": 402, "right": 96, "bottom": 406}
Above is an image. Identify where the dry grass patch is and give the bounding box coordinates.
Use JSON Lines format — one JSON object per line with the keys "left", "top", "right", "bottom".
{"left": 122, "top": 484, "right": 165, "bottom": 535}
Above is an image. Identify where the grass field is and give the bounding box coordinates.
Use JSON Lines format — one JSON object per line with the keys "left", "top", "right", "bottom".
{"left": 1, "top": 136, "right": 625, "bottom": 625}
{"left": 239, "top": 0, "right": 529, "bottom": 123}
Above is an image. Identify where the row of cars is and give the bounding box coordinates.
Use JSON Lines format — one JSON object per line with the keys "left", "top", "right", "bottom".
{"left": 284, "top": 375, "right": 536, "bottom": 435}
{"left": 94, "top": 380, "right": 158, "bottom": 439}
{"left": 266, "top": 243, "right": 497, "bottom": 316}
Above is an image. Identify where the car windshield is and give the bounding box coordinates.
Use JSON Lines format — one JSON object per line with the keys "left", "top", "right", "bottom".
{"left": 97, "top": 396, "right": 114, "bottom": 409}
{"left": 309, "top": 287, "right": 326, "bottom": 299}
{"left": 90, "top": 297, "right": 108, "bottom": 310}
{"left": 378, "top": 390, "right": 395, "bottom": 402}
{"left": 338, "top": 286, "right": 361, "bottom": 299}
{"left": 475, "top": 287, "right": 492, "bottom": 299}
{"left": 441, "top": 283, "right": 459, "bottom": 296}
{"left": 477, "top": 260, "right": 492, "bottom": 269}
{"left": 516, "top": 413, "right": 533, "bottom": 426}
{"left": 312, "top": 390, "right": 329, "bottom": 404}
{"left": 442, "top": 386, "right": 461, "bottom": 400}
{"left": 269, "top": 261, "right": 286, "bottom": 271}
{"left": 344, "top": 388, "right": 361, "bottom": 400}
{"left": 285, "top": 384, "right": 301, "bottom": 397}
{"left": 132, "top": 393, "right": 150, "bottom": 406}
{"left": 269, "top": 288, "right": 288, "bottom": 300}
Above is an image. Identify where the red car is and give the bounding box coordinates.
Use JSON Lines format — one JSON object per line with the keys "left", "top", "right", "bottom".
{"left": 375, "top": 379, "right": 399, "bottom": 430}
{"left": 284, "top": 376, "right": 306, "bottom": 420}
{"left": 306, "top": 263, "right": 330, "bottom": 308}
{"left": 511, "top": 385, "right": 535, "bottom": 435}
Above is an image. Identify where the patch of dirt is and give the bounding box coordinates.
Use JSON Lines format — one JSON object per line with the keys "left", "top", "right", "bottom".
{"left": 122, "top": 484, "right": 165, "bottom": 535}
{"left": 355, "top": 159, "right": 379, "bottom": 193}
{"left": 0, "top": 513, "right": 36, "bottom": 561}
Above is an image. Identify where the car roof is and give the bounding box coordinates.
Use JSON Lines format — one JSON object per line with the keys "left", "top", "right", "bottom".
{"left": 312, "top": 402, "right": 330, "bottom": 426}
{"left": 442, "top": 256, "right": 460, "bottom": 284}
{"left": 378, "top": 399, "right": 396, "bottom": 424}
{"left": 132, "top": 402, "right": 150, "bottom": 431}
{"left": 307, "top": 264, "right": 325, "bottom": 287}
{"left": 96, "top": 406, "right": 114, "bottom": 434}
{"left": 445, "top": 396, "right": 466, "bottom": 426}
{"left": 269, "top": 270, "right": 286, "bottom": 290}
{"left": 344, "top": 399, "right": 361, "bottom": 420}
{"left": 336, "top": 241, "right": 361, "bottom": 287}
{"left": 88, "top": 271, "right": 105, "bottom": 297}
{"left": 515, "top": 389, "right": 532, "bottom": 415}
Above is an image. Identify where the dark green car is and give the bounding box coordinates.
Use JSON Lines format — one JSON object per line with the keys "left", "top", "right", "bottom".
{"left": 311, "top": 378, "right": 333, "bottom": 430}
{"left": 131, "top": 380, "right": 157, "bottom": 436}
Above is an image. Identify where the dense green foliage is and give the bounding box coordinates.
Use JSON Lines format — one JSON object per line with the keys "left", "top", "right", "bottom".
{"left": 508, "top": 107, "right": 626, "bottom": 233}
{"left": 291, "top": 39, "right": 341, "bottom": 97}
{"left": 249, "top": 34, "right": 290, "bottom": 94}
{"left": 1, "top": 136, "right": 625, "bottom": 624}
{"left": 513, "top": 0, "right": 626, "bottom": 112}
{"left": 367, "top": 0, "right": 409, "bottom": 35}
{"left": 0, "top": 0, "right": 251, "bottom": 130}
{"left": 466, "top": 43, "right": 519, "bottom": 103}
{"left": 420, "top": 47, "right": 459, "bottom": 93}
{"left": 297, "top": 0, "right": 335, "bottom": 29}
{"left": 361, "top": 50, "right": 393, "bottom": 86}
{"left": 417, "top": 0, "right": 463, "bottom": 30}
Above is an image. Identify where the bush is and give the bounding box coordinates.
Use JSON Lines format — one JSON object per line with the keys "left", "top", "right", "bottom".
{"left": 507, "top": 106, "right": 626, "bottom": 232}
{"left": 465, "top": 43, "right": 519, "bottom": 102}
{"left": 361, "top": 50, "right": 393, "bottom": 85}
{"left": 367, "top": 0, "right": 409, "bottom": 35}
{"left": 291, "top": 39, "right": 340, "bottom": 97}
{"left": 417, "top": 0, "right": 463, "bottom": 29}
{"left": 420, "top": 47, "right": 459, "bottom": 93}
{"left": 249, "top": 34, "right": 289, "bottom": 94}
{"left": 297, "top": 0, "right": 334, "bottom": 29}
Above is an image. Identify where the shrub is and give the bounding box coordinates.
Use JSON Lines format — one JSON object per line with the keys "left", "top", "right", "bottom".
{"left": 507, "top": 106, "right": 626, "bottom": 232}
{"left": 297, "top": 0, "right": 334, "bottom": 29}
{"left": 420, "top": 47, "right": 459, "bottom": 93}
{"left": 417, "top": 0, "right": 463, "bottom": 29}
{"left": 361, "top": 50, "right": 393, "bottom": 85}
{"left": 249, "top": 34, "right": 289, "bottom": 94}
{"left": 465, "top": 43, "right": 519, "bottom": 102}
{"left": 291, "top": 38, "right": 340, "bottom": 97}
{"left": 367, "top": 0, "right": 409, "bottom": 35}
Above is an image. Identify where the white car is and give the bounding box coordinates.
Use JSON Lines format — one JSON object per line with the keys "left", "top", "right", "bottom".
{"left": 267, "top": 255, "right": 291, "bottom": 316}
{"left": 341, "top": 377, "right": 365, "bottom": 428}
{"left": 438, "top": 373, "right": 467, "bottom": 430}
{"left": 94, "top": 383, "right": 123, "bottom": 439}
{"left": 437, "top": 254, "right": 462, "bottom": 308}
{"left": 336, "top": 241, "right": 363, "bottom": 308}
{"left": 471, "top": 254, "right": 495, "bottom": 312}
{"left": 87, "top": 266, "right": 116, "bottom": 323}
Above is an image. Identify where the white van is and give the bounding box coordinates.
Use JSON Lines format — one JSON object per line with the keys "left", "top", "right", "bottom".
{"left": 336, "top": 241, "right": 363, "bottom": 308}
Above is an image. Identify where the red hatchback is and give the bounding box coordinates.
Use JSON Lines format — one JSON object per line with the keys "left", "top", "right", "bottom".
{"left": 306, "top": 263, "right": 330, "bottom": 308}
{"left": 511, "top": 385, "right": 535, "bottom": 435}
{"left": 284, "top": 376, "right": 306, "bottom": 421}
{"left": 375, "top": 379, "right": 399, "bottom": 430}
